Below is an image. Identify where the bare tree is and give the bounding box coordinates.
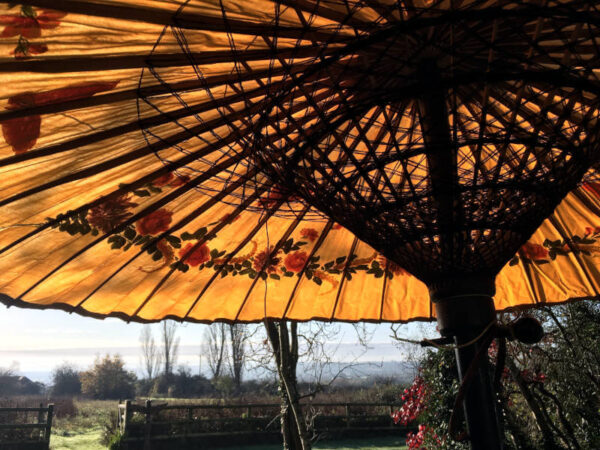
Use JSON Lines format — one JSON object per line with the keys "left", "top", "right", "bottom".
{"left": 248, "top": 321, "right": 374, "bottom": 450}
{"left": 160, "top": 321, "right": 180, "bottom": 379}
{"left": 0, "top": 361, "right": 19, "bottom": 377}
{"left": 139, "top": 325, "right": 161, "bottom": 380}
{"left": 390, "top": 322, "right": 435, "bottom": 375}
{"left": 265, "top": 320, "right": 311, "bottom": 450}
{"left": 203, "top": 323, "right": 227, "bottom": 379}
{"left": 229, "top": 324, "right": 247, "bottom": 391}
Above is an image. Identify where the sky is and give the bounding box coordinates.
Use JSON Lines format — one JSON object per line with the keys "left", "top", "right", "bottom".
{"left": 0, "top": 305, "right": 435, "bottom": 383}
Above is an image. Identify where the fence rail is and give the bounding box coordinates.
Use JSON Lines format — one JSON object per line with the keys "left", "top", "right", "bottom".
{"left": 117, "top": 400, "right": 406, "bottom": 449}
{"left": 0, "top": 403, "right": 53, "bottom": 449}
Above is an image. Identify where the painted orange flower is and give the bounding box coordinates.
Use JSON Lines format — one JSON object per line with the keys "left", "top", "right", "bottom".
{"left": 2, "top": 111, "right": 40, "bottom": 154}
{"left": 284, "top": 251, "right": 308, "bottom": 273}
{"left": 253, "top": 247, "right": 280, "bottom": 273}
{"left": 300, "top": 228, "right": 319, "bottom": 242}
{"left": 584, "top": 226, "right": 600, "bottom": 236}
{"left": 520, "top": 242, "right": 549, "bottom": 261}
{"left": 151, "top": 173, "right": 174, "bottom": 187}
{"left": 151, "top": 172, "right": 192, "bottom": 188}
{"left": 2, "top": 81, "right": 119, "bottom": 154}
{"left": 87, "top": 195, "right": 137, "bottom": 233}
{"left": 0, "top": 9, "right": 66, "bottom": 39}
{"left": 136, "top": 209, "right": 173, "bottom": 236}
{"left": 179, "top": 242, "right": 210, "bottom": 267}
{"left": 170, "top": 174, "right": 191, "bottom": 187}
{"left": 258, "top": 187, "right": 285, "bottom": 209}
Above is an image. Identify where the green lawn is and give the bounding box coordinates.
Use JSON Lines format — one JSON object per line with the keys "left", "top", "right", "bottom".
{"left": 228, "top": 436, "right": 408, "bottom": 450}
{"left": 50, "top": 432, "right": 407, "bottom": 450}
{"left": 48, "top": 399, "right": 407, "bottom": 449}
{"left": 315, "top": 437, "right": 407, "bottom": 450}
{"left": 49, "top": 399, "right": 115, "bottom": 450}
{"left": 50, "top": 426, "right": 105, "bottom": 450}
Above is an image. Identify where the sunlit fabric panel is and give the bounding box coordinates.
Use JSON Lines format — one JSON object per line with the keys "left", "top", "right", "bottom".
{"left": 0, "top": 0, "right": 600, "bottom": 323}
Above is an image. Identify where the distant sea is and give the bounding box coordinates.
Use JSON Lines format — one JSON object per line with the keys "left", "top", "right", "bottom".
{"left": 2, "top": 342, "right": 417, "bottom": 386}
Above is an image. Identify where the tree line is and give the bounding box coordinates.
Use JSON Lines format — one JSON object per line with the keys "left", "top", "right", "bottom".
{"left": 41, "top": 319, "right": 371, "bottom": 450}
{"left": 45, "top": 320, "right": 250, "bottom": 400}
{"left": 137, "top": 321, "right": 249, "bottom": 397}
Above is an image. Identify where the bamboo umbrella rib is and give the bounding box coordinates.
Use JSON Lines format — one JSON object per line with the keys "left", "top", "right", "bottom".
{"left": 336, "top": 109, "right": 397, "bottom": 322}
{"left": 267, "top": 99, "right": 377, "bottom": 209}
{"left": 0, "top": 135, "right": 250, "bottom": 257}
{"left": 0, "top": 114, "right": 249, "bottom": 208}
{"left": 232, "top": 205, "right": 310, "bottom": 322}
{"left": 361, "top": 0, "right": 399, "bottom": 22}
{"left": 573, "top": 188, "right": 600, "bottom": 217}
{"left": 0, "top": 77, "right": 295, "bottom": 158}
{"left": 484, "top": 85, "right": 585, "bottom": 162}
{"left": 511, "top": 93, "right": 583, "bottom": 178}
{"left": 129, "top": 182, "right": 283, "bottom": 320}
{"left": 0, "top": 0, "right": 599, "bottom": 328}
{"left": 378, "top": 256, "right": 389, "bottom": 321}
{"left": 548, "top": 215, "right": 600, "bottom": 300}
{"left": 0, "top": 0, "right": 350, "bottom": 41}
{"left": 382, "top": 105, "right": 426, "bottom": 242}
{"left": 277, "top": 0, "right": 384, "bottom": 31}
{"left": 253, "top": 35, "right": 399, "bottom": 209}
{"left": 306, "top": 17, "right": 407, "bottom": 203}
{"left": 0, "top": 45, "right": 335, "bottom": 73}
{"left": 2, "top": 0, "right": 597, "bottom": 34}
{"left": 0, "top": 63, "right": 323, "bottom": 124}
{"left": 182, "top": 197, "right": 287, "bottom": 321}
{"left": 341, "top": 106, "right": 394, "bottom": 182}
{"left": 330, "top": 236, "right": 360, "bottom": 320}
{"left": 456, "top": 90, "right": 551, "bottom": 180}
{"left": 282, "top": 220, "right": 335, "bottom": 320}
{"left": 0, "top": 82, "right": 344, "bottom": 207}
{"left": 227, "top": 88, "right": 377, "bottom": 211}
{"left": 487, "top": 13, "right": 547, "bottom": 189}
{"left": 75, "top": 169, "right": 270, "bottom": 312}
{"left": 15, "top": 150, "right": 254, "bottom": 299}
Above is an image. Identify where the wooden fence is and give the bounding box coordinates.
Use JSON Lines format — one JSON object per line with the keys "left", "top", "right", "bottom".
{"left": 0, "top": 404, "right": 54, "bottom": 450}
{"left": 117, "top": 400, "right": 408, "bottom": 449}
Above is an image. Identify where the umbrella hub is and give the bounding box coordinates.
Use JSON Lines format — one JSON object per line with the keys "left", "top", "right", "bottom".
{"left": 248, "top": 42, "right": 599, "bottom": 288}
{"left": 140, "top": 0, "right": 600, "bottom": 298}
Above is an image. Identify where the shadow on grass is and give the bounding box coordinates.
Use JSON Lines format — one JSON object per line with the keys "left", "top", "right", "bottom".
{"left": 227, "top": 435, "right": 407, "bottom": 450}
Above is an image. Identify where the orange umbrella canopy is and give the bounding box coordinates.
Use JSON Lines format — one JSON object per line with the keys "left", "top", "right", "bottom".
{"left": 0, "top": 0, "right": 600, "bottom": 323}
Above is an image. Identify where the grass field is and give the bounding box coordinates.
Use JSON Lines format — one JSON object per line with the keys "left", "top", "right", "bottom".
{"left": 50, "top": 399, "right": 114, "bottom": 450}
{"left": 228, "top": 437, "right": 408, "bottom": 449}
{"left": 52, "top": 433, "right": 407, "bottom": 450}
{"left": 50, "top": 426, "right": 105, "bottom": 450}
{"left": 48, "top": 399, "right": 408, "bottom": 449}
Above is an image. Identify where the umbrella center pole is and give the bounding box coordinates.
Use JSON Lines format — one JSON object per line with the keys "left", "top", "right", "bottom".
{"left": 435, "top": 294, "right": 504, "bottom": 450}
{"left": 417, "top": 58, "right": 503, "bottom": 448}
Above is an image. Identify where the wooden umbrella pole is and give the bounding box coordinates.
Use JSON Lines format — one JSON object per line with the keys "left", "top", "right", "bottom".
{"left": 417, "top": 59, "right": 504, "bottom": 449}
{"left": 436, "top": 295, "right": 504, "bottom": 450}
